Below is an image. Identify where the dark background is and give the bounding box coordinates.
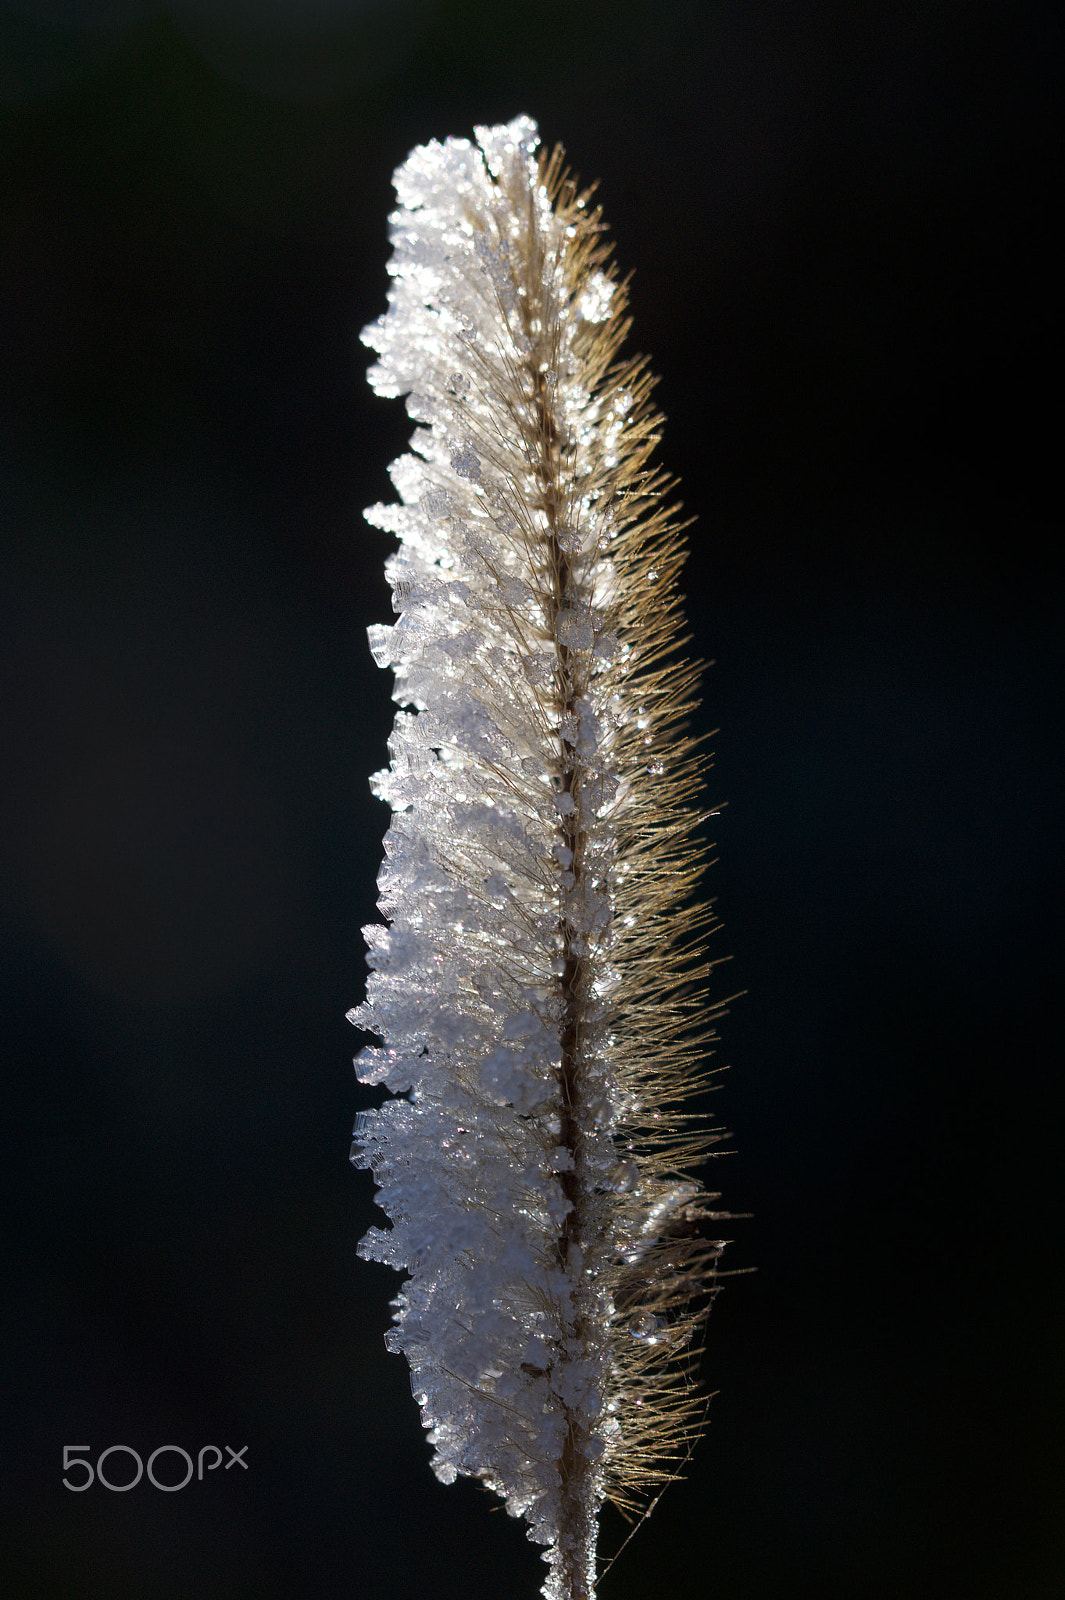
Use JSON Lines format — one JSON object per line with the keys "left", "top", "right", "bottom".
{"left": 2, "top": 3, "right": 1060, "bottom": 1597}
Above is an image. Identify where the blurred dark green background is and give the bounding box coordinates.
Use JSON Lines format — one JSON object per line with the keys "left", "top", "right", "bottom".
{"left": 2, "top": 3, "right": 1059, "bottom": 1598}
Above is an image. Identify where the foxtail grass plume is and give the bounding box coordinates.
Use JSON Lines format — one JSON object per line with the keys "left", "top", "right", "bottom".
{"left": 348, "top": 116, "right": 736, "bottom": 1600}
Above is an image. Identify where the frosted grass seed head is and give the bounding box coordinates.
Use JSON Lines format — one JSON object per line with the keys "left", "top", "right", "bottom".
{"left": 349, "top": 116, "right": 739, "bottom": 1600}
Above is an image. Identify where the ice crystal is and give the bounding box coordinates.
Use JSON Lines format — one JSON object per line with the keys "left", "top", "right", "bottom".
{"left": 351, "top": 117, "right": 733, "bottom": 1600}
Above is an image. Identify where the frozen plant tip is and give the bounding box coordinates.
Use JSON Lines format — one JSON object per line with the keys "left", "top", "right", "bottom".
{"left": 349, "top": 117, "right": 737, "bottom": 1600}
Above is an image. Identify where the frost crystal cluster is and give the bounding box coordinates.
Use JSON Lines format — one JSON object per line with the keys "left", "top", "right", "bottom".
{"left": 349, "top": 117, "right": 732, "bottom": 1600}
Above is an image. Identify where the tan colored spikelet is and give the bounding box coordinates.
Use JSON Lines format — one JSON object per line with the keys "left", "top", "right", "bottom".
{"left": 349, "top": 116, "right": 743, "bottom": 1600}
